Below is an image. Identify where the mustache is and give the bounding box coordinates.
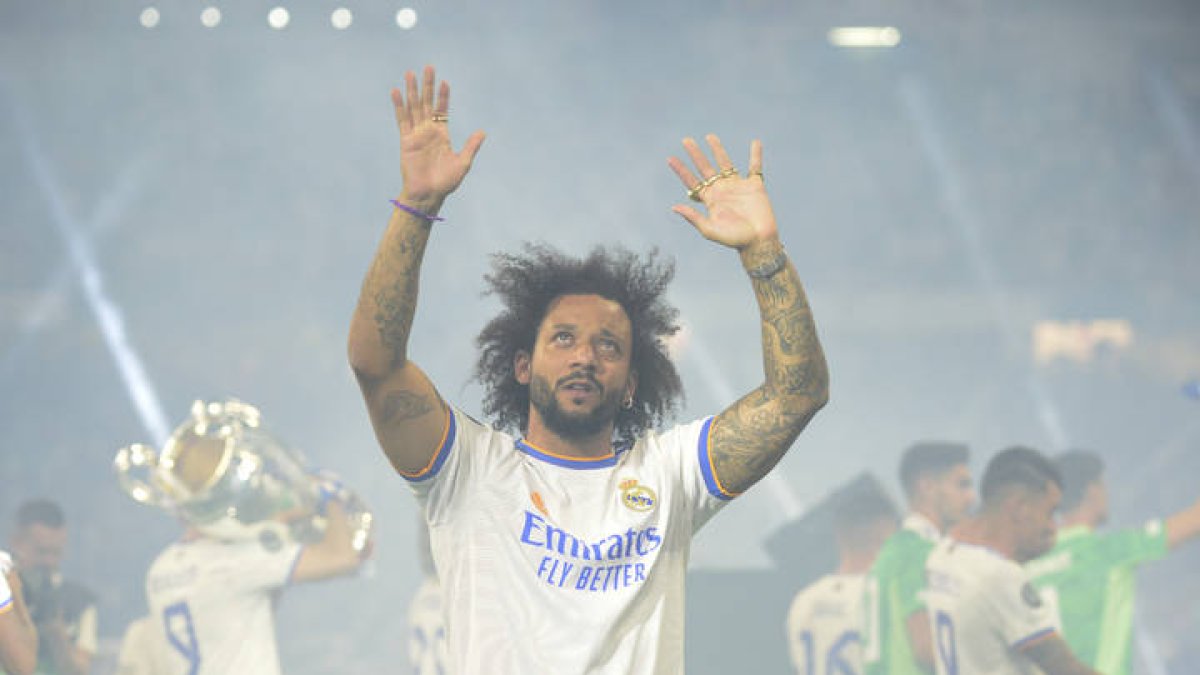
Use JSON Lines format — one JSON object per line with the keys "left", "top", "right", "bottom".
{"left": 557, "top": 372, "right": 602, "bottom": 390}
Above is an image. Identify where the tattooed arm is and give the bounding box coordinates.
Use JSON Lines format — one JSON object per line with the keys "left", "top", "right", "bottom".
{"left": 668, "top": 135, "right": 828, "bottom": 496}
{"left": 348, "top": 66, "right": 485, "bottom": 475}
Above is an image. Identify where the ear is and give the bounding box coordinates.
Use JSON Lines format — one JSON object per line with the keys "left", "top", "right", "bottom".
{"left": 514, "top": 350, "right": 531, "bottom": 385}
{"left": 1006, "top": 491, "right": 1031, "bottom": 523}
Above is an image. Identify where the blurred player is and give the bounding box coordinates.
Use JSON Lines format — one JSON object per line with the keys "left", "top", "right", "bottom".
{"left": 863, "top": 442, "right": 973, "bottom": 675}
{"left": 786, "top": 484, "right": 898, "bottom": 675}
{"left": 925, "top": 446, "right": 1098, "bottom": 675}
{"left": 1027, "top": 450, "right": 1200, "bottom": 674}
{"left": 0, "top": 551, "right": 38, "bottom": 675}
{"left": 6, "top": 500, "right": 96, "bottom": 675}
{"left": 114, "top": 400, "right": 373, "bottom": 675}
{"left": 112, "top": 616, "right": 154, "bottom": 675}
{"left": 407, "top": 519, "right": 446, "bottom": 675}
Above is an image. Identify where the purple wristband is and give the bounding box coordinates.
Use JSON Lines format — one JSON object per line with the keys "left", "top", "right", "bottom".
{"left": 390, "top": 199, "right": 445, "bottom": 222}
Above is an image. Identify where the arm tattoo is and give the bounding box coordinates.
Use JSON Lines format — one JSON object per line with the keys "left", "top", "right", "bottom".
{"left": 709, "top": 243, "right": 829, "bottom": 496}
{"left": 367, "top": 225, "right": 431, "bottom": 368}
{"left": 379, "top": 389, "right": 434, "bottom": 424}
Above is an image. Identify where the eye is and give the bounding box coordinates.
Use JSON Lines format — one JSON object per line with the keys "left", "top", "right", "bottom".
{"left": 597, "top": 338, "right": 622, "bottom": 357}
{"left": 552, "top": 331, "right": 573, "bottom": 345}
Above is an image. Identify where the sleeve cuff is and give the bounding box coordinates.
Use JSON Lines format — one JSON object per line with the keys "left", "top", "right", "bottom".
{"left": 1012, "top": 627, "right": 1057, "bottom": 651}
{"left": 285, "top": 544, "right": 307, "bottom": 585}
{"left": 398, "top": 408, "right": 457, "bottom": 483}
{"left": 697, "top": 416, "right": 738, "bottom": 501}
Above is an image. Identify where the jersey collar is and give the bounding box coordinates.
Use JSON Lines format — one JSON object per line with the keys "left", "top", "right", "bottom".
{"left": 515, "top": 438, "right": 625, "bottom": 469}
{"left": 903, "top": 512, "right": 942, "bottom": 542}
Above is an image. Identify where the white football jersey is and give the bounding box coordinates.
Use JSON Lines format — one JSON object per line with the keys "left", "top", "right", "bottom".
{"left": 406, "top": 408, "right": 731, "bottom": 675}
{"left": 115, "top": 616, "right": 159, "bottom": 675}
{"left": 407, "top": 577, "right": 447, "bottom": 675}
{"left": 924, "top": 539, "right": 1058, "bottom": 675}
{"left": 786, "top": 574, "right": 866, "bottom": 675}
{"left": 144, "top": 536, "right": 303, "bottom": 675}
{"left": 0, "top": 550, "right": 12, "bottom": 613}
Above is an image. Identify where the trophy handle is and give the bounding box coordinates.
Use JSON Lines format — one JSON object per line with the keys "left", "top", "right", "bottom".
{"left": 114, "top": 443, "right": 170, "bottom": 508}
{"left": 308, "top": 469, "right": 374, "bottom": 554}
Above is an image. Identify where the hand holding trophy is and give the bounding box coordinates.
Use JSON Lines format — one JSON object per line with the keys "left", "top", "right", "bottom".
{"left": 114, "top": 398, "right": 373, "bottom": 553}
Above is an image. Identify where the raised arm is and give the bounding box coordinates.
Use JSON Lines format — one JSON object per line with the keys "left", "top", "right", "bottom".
{"left": 347, "top": 66, "right": 485, "bottom": 475}
{"left": 1166, "top": 496, "right": 1200, "bottom": 550}
{"left": 290, "top": 502, "right": 366, "bottom": 583}
{"left": 668, "top": 136, "right": 829, "bottom": 496}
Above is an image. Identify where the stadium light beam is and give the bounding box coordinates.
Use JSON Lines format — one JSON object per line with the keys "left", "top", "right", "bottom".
{"left": 10, "top": 102, "right": 172, "bottom": 446}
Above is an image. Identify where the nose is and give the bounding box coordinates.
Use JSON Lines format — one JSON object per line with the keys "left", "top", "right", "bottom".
{"left": 569, "top": 341, "right": 598, "bottom": 369}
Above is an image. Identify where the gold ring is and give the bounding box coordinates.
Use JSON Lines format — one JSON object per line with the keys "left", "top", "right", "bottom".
{"left": 718, "top": 167, "right": 739, "bottom": 179}
{"left": 431, "top": 114, "right": 449, "bottom": 123}
{"left": 687, "top": 174, "right": 721, "bottom": 202}
{"left": 749, "top": 169, "right": 764, "bottom": 180}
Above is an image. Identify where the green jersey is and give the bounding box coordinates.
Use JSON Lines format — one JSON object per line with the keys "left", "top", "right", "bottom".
{"left": 862, "top": 514, "right": 938, "bottom": 675}
{"left": 1026, "top": 521, "right": 1167, "bottom": 675}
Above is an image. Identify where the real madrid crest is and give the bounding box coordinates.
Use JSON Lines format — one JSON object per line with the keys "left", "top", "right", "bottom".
{"left": 620, "top": 478, "right": 657, "bottom": 513}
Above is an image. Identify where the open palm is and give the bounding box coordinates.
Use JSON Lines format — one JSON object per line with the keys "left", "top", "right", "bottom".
{"left": 393, "top": 66, "right": 485, "bottom": 202}
{"left": 667, "top": 135, "right": 777, "bottom": 250}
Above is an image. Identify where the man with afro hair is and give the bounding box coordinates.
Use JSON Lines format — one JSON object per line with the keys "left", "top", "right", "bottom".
{"left": 349, "top": 66, "right": 829, "bottom": 675}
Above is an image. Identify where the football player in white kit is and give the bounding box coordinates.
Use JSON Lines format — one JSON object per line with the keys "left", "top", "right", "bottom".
{"left": 0, "top": 551, "right": 38, "bottom": 675}
{"left": 132, "top": 411, "right": 369, "bottom": 675}
{"left": 349, "top": 66, "right": 830, "bottom": 674}
{"left": 924, "top": 447, "right": 1099, "bottom": 675}
{"left": 786, "top": 485, "right": 897, "bottom": 675}
{"left": 407, "top": 518, "right": 446, "bottom": 675}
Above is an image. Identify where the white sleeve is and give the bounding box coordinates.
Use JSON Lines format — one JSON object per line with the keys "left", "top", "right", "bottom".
{"left": 654, "top": 416, "right": 732, "bottom": 533}
{"left": 115, "top": 617, "right": 158, "bottom": 675}
{"left": 0, "top": 550, "right": 12, "bottom": 612}
{"left": 75, "top": 604, "right": 99, "bottom": 653}
{"left": 406, "top": 406, "right": 502, "bottom": 525}
{"left": 785, "top": 587, "right": 814, "bottom": 673}
{"left": 987, "top": 563, "right": 1058, "bottom": 650}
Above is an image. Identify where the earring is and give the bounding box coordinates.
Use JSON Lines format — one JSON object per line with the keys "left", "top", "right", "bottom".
{"left": 622, "top": 395, "right": 634, "bottom": 409}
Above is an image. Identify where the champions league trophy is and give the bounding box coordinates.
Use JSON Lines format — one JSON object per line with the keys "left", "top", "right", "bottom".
{"left": 114, "top": 398, "right": 373, "bottom": 552}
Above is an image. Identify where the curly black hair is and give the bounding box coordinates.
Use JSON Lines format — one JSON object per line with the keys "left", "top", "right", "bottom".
{"left": 474, "top": 243, "right": 684, "bottom": 445}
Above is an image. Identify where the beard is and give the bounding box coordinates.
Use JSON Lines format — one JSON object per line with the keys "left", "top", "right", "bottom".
{"left": 528, "top": 373, "right": 624, "bottom": 440}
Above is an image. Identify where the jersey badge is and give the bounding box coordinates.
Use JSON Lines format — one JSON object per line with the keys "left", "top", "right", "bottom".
{"left": 620, "top": 479, "right": 657, "bottom": 512}
{"left": 1021, "top": 582, "right": 1043, "bottom": 609}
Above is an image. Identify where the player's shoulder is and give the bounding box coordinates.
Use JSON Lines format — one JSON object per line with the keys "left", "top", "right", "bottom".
{"left": 874, "top": 529, "right": 932, "bottom": 567}
{"left": 788, "top": 574, "right": 834, "bottom": 619}
{"left": 635, "top": 416, "right": 713, "bottom": 449}
{"left": 448, "top": 404, "right": 506, "bottom": 443}
{"left": 946, "top": 540, "right": 1027, "bottom": 584}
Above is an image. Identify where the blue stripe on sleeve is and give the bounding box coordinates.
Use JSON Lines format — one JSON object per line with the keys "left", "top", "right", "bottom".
{"left": 401, "top": 408, "right": 458, "bottom": 483}
{"left": 696, "top": 416, "right": 736, "bottom": 501}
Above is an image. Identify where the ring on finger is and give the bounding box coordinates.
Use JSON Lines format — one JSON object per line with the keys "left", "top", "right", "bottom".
{"left": 687, "top": 174, "right": 721, "bottom": 202}
{"left": 431, "top": 113, "right": 449, "bottom": 123}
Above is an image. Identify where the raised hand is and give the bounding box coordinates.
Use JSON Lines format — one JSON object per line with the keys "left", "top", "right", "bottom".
{"left": 667, "top": 135, "right": 777, "bottom": 250}
{"left": 393, "top": 65, "right": 485, "bottom": 203}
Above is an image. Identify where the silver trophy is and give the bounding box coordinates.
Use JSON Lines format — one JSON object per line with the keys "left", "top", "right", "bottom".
{"left": 114, "top": 398, "right": 372, "bottom": 552}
